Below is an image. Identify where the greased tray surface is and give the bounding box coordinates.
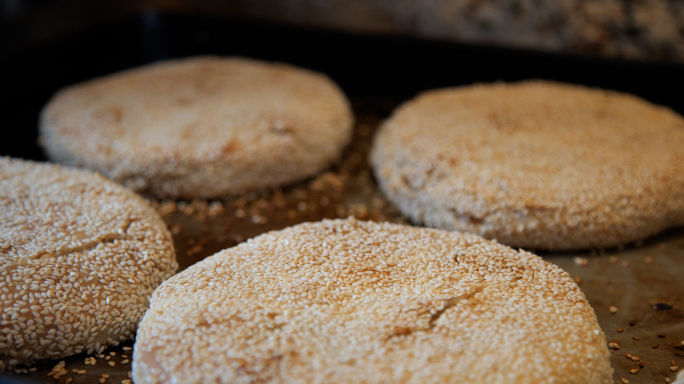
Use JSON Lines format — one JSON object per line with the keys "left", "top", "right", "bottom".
{"left": 2, "top": 11, "right": 683, "bottom": 383}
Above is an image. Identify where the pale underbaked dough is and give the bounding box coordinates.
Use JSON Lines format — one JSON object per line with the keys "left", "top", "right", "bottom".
{"left": 0, "top": 157, "right": 177, "bottom": 372}
{"left": 39, "top": 56, "right": 354, "bottom": 198}
{"left": 371, "top": 80, "right": 684, "bottom": 250}
{"left": 132, "top": 218, "right": 612, "bottom": 384}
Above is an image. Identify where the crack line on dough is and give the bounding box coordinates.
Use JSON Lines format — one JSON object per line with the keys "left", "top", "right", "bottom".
{"left": 388, "top": 283, "right": 489, "bottom": 339}
{"left": 427, "top": 283, "right": 487, "bottom": 330}
{"left": 26, "top": 219, "right": 137, "bottom": 260}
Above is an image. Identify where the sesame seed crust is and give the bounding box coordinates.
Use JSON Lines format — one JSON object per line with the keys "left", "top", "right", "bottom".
{"left": 0, "top": 157, "right": 177, "bottom": 372}
{"left": 39, "top": 56, "right": 354, "bottom": 199}
{"left": 133, "top": 218, "right": 611, "bottom": 384}
{"left": 370, "top": 80, "right": 684, "bottom": 250}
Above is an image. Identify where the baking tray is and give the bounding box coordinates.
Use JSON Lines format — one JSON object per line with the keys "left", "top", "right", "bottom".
{"left": 2, "top": 11, "right": 683, "bottom": 383}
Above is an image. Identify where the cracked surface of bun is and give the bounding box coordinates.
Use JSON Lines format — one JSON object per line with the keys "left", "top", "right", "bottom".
{"left": 0, "top": 157, "right": 178, "bottom": 372}
{"left": 133, "top": 218, "right": 611, "bottom": 384}
{"left": 39, "top": 56, "right": 354, "bottom": 198}
{"left": 370, "top": 80, "right": 684, "bottom": 250}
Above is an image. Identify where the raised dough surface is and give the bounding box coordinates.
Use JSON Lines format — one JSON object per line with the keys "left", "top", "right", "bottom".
{"left": 133, "top": 218, "right": 611, "bottom": 384}
{"left": 371, "top": 80, "right": 684, "bottom": 250}
{"left": 40, "top": 56, "right": 354, "bottom": 198}
{"left": 0, "top": 157, "right": 177, "bottom": 371}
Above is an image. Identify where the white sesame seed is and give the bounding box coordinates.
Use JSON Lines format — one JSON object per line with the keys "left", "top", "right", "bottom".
{"left": 133, "top": 218, "right": 612, "bottom": 383}
{"left": 0, "top": 158, "right": 178, "bottom": 371}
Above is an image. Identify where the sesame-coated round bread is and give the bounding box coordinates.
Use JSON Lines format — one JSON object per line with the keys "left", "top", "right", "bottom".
{"left": 132, "top": 218, "right": 612, "bottom": 384}
{"left": 0, "top": 157, "right": 177, "bottom": 372}
{"left": 39, "top": 56, "right": 354, "bottom": 199}
{"left": 370, "top": 80, "right": 684, "bottom": 251}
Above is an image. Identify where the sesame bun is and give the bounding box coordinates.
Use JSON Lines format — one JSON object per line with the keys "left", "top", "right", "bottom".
{"left": 39, "top": 56, "right": 354, "bottom": 199}
{"left": 132, "top": 218, "right": 611, "bottom": 383}
{"left": 0, "top": 157, "right": 177, "bottom": 372}
{"left": 370, "top": 80, "right": 684, "bottom": 251}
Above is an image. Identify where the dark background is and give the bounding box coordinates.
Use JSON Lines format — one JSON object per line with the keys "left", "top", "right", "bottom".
{"left": 2, "top": 7, "right": 683, "bottom": 162}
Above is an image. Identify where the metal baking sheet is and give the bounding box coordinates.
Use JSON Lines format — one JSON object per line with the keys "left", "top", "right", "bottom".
{"left": 2, "top": 11, "right": 683, "bottom": 383}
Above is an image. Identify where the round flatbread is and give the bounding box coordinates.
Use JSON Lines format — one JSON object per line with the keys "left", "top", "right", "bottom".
{"left": 0, "top": 157, "right": 177, "bottom": 372}
{"left": 132, "top": 218, "right": 611, "bottom": 384}
{"left": 39, "top": 56, "right": 354, "bottom": 198}
{"left": 370, "top": 80, "right": 684, "bottom": 250}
